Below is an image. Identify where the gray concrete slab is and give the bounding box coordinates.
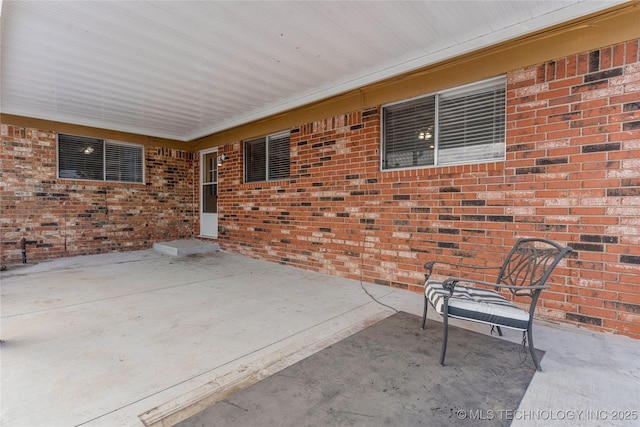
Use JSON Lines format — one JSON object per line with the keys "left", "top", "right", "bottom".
{"left": 1, "top": 250, "right": 638, "bottom": 427}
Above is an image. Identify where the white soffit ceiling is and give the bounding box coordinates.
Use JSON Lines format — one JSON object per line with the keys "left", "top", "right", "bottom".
{"left": 0, "top": 1, "right": 627, "bottom": 141}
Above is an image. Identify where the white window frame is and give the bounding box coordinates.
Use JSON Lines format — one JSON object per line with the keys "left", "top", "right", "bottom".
{"left": 381, "top": 76, "right": 506, "bottom": 171}
{"left": 57, "top": 134, "right": 145, "bottom": 183}
{"left": 244, "top": 130, "right": 290, "bottom": 183}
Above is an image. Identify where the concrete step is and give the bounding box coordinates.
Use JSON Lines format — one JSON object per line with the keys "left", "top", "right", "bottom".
{"left": 153, "top": 239, "right": 220, "bottom": 256}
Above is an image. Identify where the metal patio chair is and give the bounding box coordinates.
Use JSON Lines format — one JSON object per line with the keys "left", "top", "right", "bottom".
{"left": 421, "top": 238, "right": 572, "bottom": 371}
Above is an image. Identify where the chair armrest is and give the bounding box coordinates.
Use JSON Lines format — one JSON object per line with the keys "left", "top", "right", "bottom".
{"left": 443, "top": 277, "right": 551, "bottom": 291}
{"left": 423, "top": 260, "right": 499, "bottom": 281}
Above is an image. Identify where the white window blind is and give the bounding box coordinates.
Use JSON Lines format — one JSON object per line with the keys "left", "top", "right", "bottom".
{"left": 245, "top": 137, "right": 267, "bottom": 183}
{"left": 382, "top": 76, "right": 506, "bottom": 170}
{"left": 58, "top": 134, "right": 144, "bottom": 183}
{"left": 438, "top": 79, "right": 506, "bottom": 165}
{"left": 383, "top": 95, "right": 436, "bottom": 170}
{"left": 245, "top": 131, "right": 290, "bottom": 183}
{"left": 268, "top": 132, "right": 291, "bottom": 181}
{"left": 58, "top": 134, "right": 105, "bottom": 180}
{"left": 106, "top": 142, "right": 144, "bottom": 182}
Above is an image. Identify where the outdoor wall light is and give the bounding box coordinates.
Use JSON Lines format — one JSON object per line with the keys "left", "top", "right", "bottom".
{"left": 217, "top": 153, "right": 226, "bottom": 167}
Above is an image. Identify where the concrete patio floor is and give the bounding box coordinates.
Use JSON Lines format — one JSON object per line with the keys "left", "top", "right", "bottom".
{"left": 1, "top": 248, "right": 638, "bottom": 426}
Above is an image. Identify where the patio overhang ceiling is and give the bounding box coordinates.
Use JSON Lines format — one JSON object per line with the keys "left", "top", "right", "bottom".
{"left": 0, "top": 1, "right": 628, "bottom": 142}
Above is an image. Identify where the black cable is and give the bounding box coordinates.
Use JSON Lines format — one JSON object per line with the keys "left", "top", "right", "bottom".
{"left": 359, "top": 207, "right": 398, "bottom": 313}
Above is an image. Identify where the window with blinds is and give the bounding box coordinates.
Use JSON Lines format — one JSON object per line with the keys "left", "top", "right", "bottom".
{"left": 58, "top": 134, "right": 144, "bottom": 183}
{"left": 382, "top": 76, "right": 505, "bottom": 170}
{"left": 244, "top": 131, "right": 290, "bottom": 183}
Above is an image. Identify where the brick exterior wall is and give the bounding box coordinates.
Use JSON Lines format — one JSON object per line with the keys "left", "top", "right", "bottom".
{"left": 1, "top": 39, "right": 638, "bottom": 339}
{"left": 0, "top": 126, "right": 194, "bottom": 262}
{"left": 214, "top": 39, "right": 640, "bottom": 338}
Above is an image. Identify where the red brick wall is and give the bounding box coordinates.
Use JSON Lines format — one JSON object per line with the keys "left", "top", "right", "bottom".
{"left": 505, "top": 40, "right": 640, "bottom": 337}
{"left": 1, "top": 39, "right": 638, "bottom": 339}
{"left": 214, "top": 39, "right": 640, "bottom": 338}
{"left": 0, "top": 126, "right": 194, "bottom": 262}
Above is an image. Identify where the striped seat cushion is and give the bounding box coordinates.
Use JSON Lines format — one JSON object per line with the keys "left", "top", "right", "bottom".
{"left": 425, "top": 280, "right": 530, "bottom": 330}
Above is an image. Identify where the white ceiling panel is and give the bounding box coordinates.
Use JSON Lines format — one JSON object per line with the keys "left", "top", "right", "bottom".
{"left": 0, "top": 1, "right": 626, "bottom": 141}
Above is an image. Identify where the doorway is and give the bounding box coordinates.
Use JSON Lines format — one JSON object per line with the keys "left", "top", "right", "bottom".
{"left": 200, "top": 149, "right": 219, "bottom": 237}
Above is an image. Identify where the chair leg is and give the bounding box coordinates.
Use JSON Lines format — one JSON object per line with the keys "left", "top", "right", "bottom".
{"left": 528, "top": 327, "right": 542, "bottom": 372}
{"left": 421, "top": 295, "right": 428, "bottom": 329}
{"left": 439, "top": 311, "right": 449, "bottom": 366}
{"left": 496, "top": 326, "right": 503, "bottom": 336}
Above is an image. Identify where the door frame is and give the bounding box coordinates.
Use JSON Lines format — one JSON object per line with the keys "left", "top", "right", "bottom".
{"left": 199, "top": 148, "right": 219, "bottom": 238}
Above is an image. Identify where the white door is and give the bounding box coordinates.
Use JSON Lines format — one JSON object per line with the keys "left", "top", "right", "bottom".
{"left": 200, "top": 149, "right": 219, "bottom": 237}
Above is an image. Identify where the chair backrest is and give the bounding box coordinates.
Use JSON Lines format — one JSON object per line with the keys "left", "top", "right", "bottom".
{"left": 497, "top": 238, "right": 573, "bottom": 296}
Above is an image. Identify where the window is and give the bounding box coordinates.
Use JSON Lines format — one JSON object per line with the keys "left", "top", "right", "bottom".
{"left": 244, "top": 131, "right": 290, "bottom": 183}
{"left": 58, "top": 134, "right": 144, "bottom": 183}
{"left": 382, "top": 76, "right": 506, "bottom": 170}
